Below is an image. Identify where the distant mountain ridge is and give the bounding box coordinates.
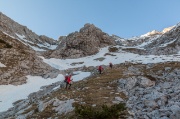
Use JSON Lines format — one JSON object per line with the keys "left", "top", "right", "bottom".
{"left": 114, "top": 23, "right": 180, "bottom": 55}
{"left": 141, "top": 26, "right": 174, "bottom": 37}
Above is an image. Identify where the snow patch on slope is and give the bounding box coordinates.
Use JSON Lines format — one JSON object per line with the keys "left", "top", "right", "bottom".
{"left": 0, "top": 62, "right": 6, "bottom": 67}
{"left": 0, "top": 71, "right": 91, "bottom": 112}
{"left": 41, "top": 46, "right": 180, "bottom": 70}
{"left": 16, "top": 33, "right": 57, "bottom": 51}
{"left": 136, "top": 35, "right": 161, "bottom": 48}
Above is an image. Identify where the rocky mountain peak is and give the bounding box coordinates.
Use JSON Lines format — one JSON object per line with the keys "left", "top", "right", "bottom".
{"left": 141, "top": 26, "right": 174, "bottom": 38}
{"left": 141, "top": 30, "right": 162, "bottom": 37}
{"left": 162, "top": 26, "right": 174, "bottom": 33}
{"left": 44, "top": 23, "right": 116, "bottom": 59}
{"left": 79, "top": 23, "right": 99, "bottom": 33}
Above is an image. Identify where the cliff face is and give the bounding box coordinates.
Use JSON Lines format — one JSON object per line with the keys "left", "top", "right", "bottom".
{"left": 44, "top": 23, "right": 116, "bottom": 59}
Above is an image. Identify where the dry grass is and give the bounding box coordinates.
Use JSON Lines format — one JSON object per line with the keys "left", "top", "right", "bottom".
{"left": 44, "top": 66, "right": 129, "bottom": 118}
{"left": 27, "top": 66, "right": 129, "bottom": 118}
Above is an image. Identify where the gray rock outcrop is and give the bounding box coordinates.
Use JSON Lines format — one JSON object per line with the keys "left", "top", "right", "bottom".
{"left": 118, "top": 67, "right": 180, "bottom": 119}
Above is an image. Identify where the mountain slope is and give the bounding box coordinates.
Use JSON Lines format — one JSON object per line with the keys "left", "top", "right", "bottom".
{"left": 0, "top": 12, "right": 58, "bottom": 51}
{"left": 0, "top": 12, "right": 180, "bottom": 119}
{"left": 1, "top": 61, "right": 180, "bottom": 119}
{"left": 0, "top": 31, "right": 59, "bottom": 85}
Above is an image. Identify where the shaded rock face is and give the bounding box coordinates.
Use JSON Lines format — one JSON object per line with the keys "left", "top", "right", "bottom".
{"left": 0, "top": 12, "right": 57, "bottom": 50}
{"left": 45, "top": 23, "right": 116, "bottom": 59}
{"left": 0, "top": 31, "right": 59, "bottom": 85}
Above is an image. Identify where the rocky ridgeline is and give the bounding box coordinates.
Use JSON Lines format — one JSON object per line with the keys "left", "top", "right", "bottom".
{"left": 0, "top": 12, "right": 57, "bottom": 50}
{"left": 117, "top": 64, "right": 180, "bottom": 119}
{"left": 145, "top": 24, "right": 180, "bottom": 55}
{"left": 44, "top": 23, "right": 116, "bottom": 59}
{"left": 116, "top": 25, "right": 180, "bottom": 55}
{"left": 0, "top": 31, "right": 59, "bottom": 85}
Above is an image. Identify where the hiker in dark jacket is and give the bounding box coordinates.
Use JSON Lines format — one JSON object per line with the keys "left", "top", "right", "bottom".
{"left": 98, "top": 65, "right": 103, "bottom": 74}
{"left": 109, "top": 62, "right": 113, "bottom": 69}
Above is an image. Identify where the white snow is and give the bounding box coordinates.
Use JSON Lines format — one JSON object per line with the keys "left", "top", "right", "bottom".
{"left": 37, "top": 43, "right": 58, "bottom": 50}
{"left": 136, "top": 35, "right": 161, "bottom": 48}
{"left": 30, "top": 45, "right": 46, "bottom": 51}
{"left": 0, "top": 75, "right": 61, "bottom": 112}
{"left": 72, "top": 71, "right": 91, "bottom": 82}
{"left": 2, "top": 32, "right": 16, "bottom": 39}
{"left": 0, "top": 62, "right": 6, "bottom": 67}
{"left": 40, "top": 46, "right": 180, "bottom": 70}
{"left": 128, "top": 36, "right": 141, "bottom": 41}
{"left": 0, "top": 71, "right": 90, "bottom": 112}
{"left": 16, "top": 33, "right": 57, "bottom": 51}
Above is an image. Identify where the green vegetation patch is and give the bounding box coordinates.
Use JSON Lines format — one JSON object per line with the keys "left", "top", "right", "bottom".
{"left": 75, "top": 103, "right": 126, "bottom": 119}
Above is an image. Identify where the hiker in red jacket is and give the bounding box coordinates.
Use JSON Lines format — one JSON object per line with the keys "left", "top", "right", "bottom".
{"left": 98, "top": 65, "right": 103, "bottom": 74}
{"left": 109, "top": 62, "right": 113, "bottom": 69}
{"left": 65, "top": 74, "right": 73, "bottom": 89}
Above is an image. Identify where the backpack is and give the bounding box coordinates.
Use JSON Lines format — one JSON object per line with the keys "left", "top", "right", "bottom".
{"left": 64, "top": 76, "right": 68, "bottom": 82}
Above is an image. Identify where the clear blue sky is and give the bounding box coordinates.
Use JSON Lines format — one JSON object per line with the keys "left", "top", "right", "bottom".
{"left": 1, "top": 0, "right": 180, "bottom": 40}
